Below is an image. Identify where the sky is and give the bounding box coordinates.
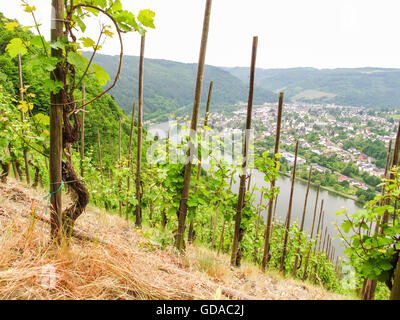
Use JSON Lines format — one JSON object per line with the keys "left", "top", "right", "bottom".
{"left": 1, "top": 0, "right": 400, "bottom": 69}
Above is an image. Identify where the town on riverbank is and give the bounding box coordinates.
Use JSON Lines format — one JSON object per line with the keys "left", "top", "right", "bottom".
{"left": 209, "top": 102, "right": 399, "bottom": 203}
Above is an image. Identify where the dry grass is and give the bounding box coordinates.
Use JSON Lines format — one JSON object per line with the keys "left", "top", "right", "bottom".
{"left": 0, "top": 179, "right": 349, "bottom": 300}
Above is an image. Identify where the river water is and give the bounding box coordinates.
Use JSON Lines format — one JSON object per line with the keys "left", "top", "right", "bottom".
{"left": 230, "top": 168, "right": 362, "bottom": 261}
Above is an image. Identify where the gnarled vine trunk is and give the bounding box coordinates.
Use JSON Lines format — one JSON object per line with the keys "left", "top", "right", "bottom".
{"left": 0, "top": 162, "right": 9, "bottom": 183}
{"left": 49, "top": 0, "right": 89, "bottom": 243}
{"left": 58, "top": 68, "right": 90, "bottom": 239}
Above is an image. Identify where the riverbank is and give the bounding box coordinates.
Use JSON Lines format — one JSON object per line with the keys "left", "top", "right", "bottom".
{"left": 279, "top": 171, "right": 361, "bottom": 203}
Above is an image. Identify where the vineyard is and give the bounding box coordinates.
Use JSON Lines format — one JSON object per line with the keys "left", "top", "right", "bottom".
{"left": 0, "top": 0, "right": 400, "bottom": 301}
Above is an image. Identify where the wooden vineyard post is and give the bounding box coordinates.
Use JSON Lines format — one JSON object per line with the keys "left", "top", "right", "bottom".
{"left": 175, "top": 0, "right": 213, "bottom": 251}
{"left": 80, "top": 84, "right": 85, "bottom": 178}
{"left": 211, "top": 208, "right": 219, "bottom": 249}
{"left": 312, "top": 209, "right": 324, "bottom": 282}
{"left": 309, "top": 200, "right": 324, "bottom": 281}
{"left": 149, "top": 140, "right": 154, "bottom": 221}
{"left": 49, "top": 0, "right": 64, "bottom": 241}
{"left": 292, "top": 164, "right": 312, "bottom": 277}
{"left": 217, "top": 174, "right": 234, "bottom": 253}
{"left": 188, "top": 81, "right": 214, "bottom": 244}
{"left": 128, "top": 102, "right": 136, "bottom": 167}
{"left": 253, "top": 191, "right": 264, "bottom": 263}
{"left": 118, "top": 117, "right": 122, "bottom": 217}
{"left": 97, "top": 129, "right": 104, "bottom": 184}
{"left": 322, "top": 226, "right": 327, "bottom": 253}
{"left": 204, "top": 81, "right": 213, "bottom": 126}
{"left": 161, "top": 128, "right": 170, "bottom": 230}
{"left": 119, "top": 118, "right": 121, "bottom": 168}
{"left": 302, "top": 186, "right": 321, "bottom": 281}
{"left": 18, "top": 53, "right": 30, "bottom": 184}
{"left": 135, "top": 34, "right": 145, "bottom": 228}
{"left": 230, "top": 36, "right": 258, "bottom": 267}
{"left": 218, "top": 219, "right": 226, "bottom": 255}
{"left": 108, "top": 167, "right": 112, "bottom": 181}
{"left": 126, "top": 102, "right": 136, "bottom": 221}
{"left": 315, "top": 209, "right": 324, "bottom": 254}
{"left": 318, "top": 211, "right": 325, "bottom": 253}
{"left": 279, "top": 140, "right": 299, "bottom": 272}
{"left": 273, "top": 193, "right": 278, "bottom": 221}
{"left": 326, "top": 234, "right": 331, "bottom": 258}
{"left": 314, "top": 201, "right": 324, "bottom": 254}
{"left": 270, "top": 194, "right": 279, "bottom": 237}
{"left": 261, "top": 92, "right": 284, "bottom": 272}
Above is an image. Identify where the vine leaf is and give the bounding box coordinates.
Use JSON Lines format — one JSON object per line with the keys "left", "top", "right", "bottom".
{"left": 73, "top": 15, "right": 86, "bottom": 33}
{"left": 31, "top": 35, "right": 47, "bottom": 49}
{"left": 80, "top": 37, "right": 96, "bottom": 48}
{"left": 67, "top": 52, "right": 89, "bottom": 70}
{"left": 90, "top": 64, "right": 111, "bottom": 86}
{"left": 138, "top": 9, "right": 156, "bottom": 29}
{"left": 5, "top": 21, "right": 19, "bottom": 31}
{"left": 42, "top": 79, "right": 64, "bottom": 94}
{"left": 6, "top": 38, "right": 28, "bottom": 58}
{"left": 34, "top": 113, "right": 50, "bottom": 126}
{"left": 341, "top": 220, "right": 352, "bottom": 233}
{"left": 111, "top": 0, "right": 122, "bottom": 12}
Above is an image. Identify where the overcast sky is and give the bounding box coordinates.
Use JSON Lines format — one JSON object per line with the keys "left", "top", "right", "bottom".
{"left": 1, "top": 0, "right": 400, "bottom": 69}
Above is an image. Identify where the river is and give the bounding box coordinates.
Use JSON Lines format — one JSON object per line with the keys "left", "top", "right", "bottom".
{"left": 230, "top": 168, "right": 362, "bottom": 261}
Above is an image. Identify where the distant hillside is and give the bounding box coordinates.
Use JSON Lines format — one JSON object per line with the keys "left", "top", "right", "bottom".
{"left": 224, "top": 67, "right": 400, "bottom": 108}
{"left": 86, "top": 53, "right": 277, "bottom": 122}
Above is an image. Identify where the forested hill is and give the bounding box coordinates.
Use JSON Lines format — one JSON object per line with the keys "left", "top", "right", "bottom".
{"left": 224, "top": 67, "right": 400, "bottom": 108}
{"left": 85, "top": 53, "right": 400, "bottom": 119}
{"left": 86, "top": 53, "right": 277, "bottom": 122}
{"left": 0, "top": 14, "right": 136, "bottom": 167}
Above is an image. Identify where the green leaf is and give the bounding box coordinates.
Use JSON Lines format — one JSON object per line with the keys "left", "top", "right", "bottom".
{"left": 34, "top": 113, "right": 50, "bottom": 126}
{"left": 138, "top": 9, "right": 156, "bottom": 29}
{"left": 336, "top": 209, "right": 347, "bottom": 216}
{"left": 90, "top": 64, "right": 110, "bottom": 86}
{"left": 50, "top": 38, "right": 68, "bottom": 50}
{"left": 112, "top": 0, "right": 122, "bottom": 12}
{"left": 6, "top": 38, "right": 27, "bottom": 58}
{"left": 5, "top": 21, "right": 19, "bottom": 31}
{"left": 27, "top": 55, "right": 59, "bottom": 73}
{"left": 97, "top": 0, "right": 108, "bottom": 8}
{"left": 341, "top": 220, "right": 352, "bottom": 233}
{"left": 80, "top": 37, "right": 95, "bottom": 48}
{"left": 43, "top": 79, "right": 64, "bottom": 94}
{"left": 73, "top": 15, "right": 86, "bottom": 33}
{"left": 23, "top": 5, "right": 36, "bottom": 13}
{"left": 22, "top": 26, "right": 34, "bottom": 31}
{"left": 31, "top": 36, "right": 47, "bottom": 49}
{"left": 67, "top": 52, "right": 89, "bottom": 70}
{"left": 114, "top": 10, "right": 140, "bottom": 33}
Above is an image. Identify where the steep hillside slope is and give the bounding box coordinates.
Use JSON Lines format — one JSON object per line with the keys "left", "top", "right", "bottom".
{"left": 225, "top": 67, "right": 400, "bottom": 108}
{"left": 0, "top": 179, "right": 348, "bottom": 300}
